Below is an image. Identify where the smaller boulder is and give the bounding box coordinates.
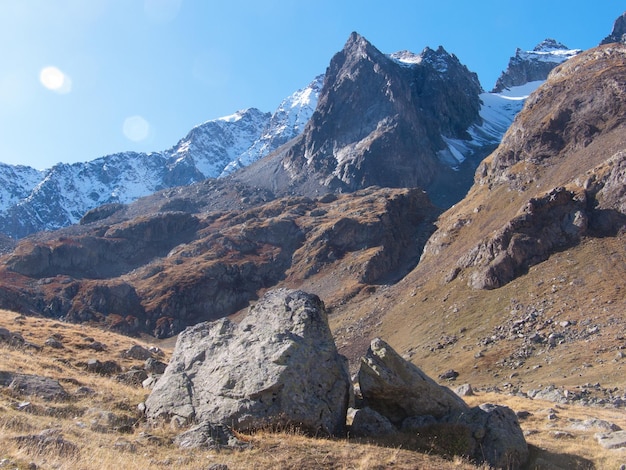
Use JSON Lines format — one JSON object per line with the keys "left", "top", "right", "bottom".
{"left": 0, "top": 327, "right": 11, "bottom": 342}
{"left": 116, "top": 369, "right": 148, "bottom": 386}
{"left": 357, "top": 338, "right": 468, "bottom": 425}
{"left": 144, "top": 357, "right": 167, "bottom": 375}
{"left": 454, "top": 383, "right": 474, "bottom": 397}
{"left": 13, "top": 429, "right": 78, "bottom": 458}
{"left": 122, "top": 345, "right": 152, "bottom": 360}
{"left": 44, "top": 337, "right": 63, "bottom": 349}
{"left": 446, "top": 403, "right": 529, "bottom": 469}
{"left": 347, "top": 407, "right": 397, "bottom": 437}
{"left": 596, "top": 430, "right": 626, "bottom": 449}
{"left": 174, "top": 423, "right": 250, "bottom": 450}
{"left": 439, "top": 369, "right": 459, "bottom": 380}
{"left": 1, "top": 372, "right": 68, "bottom": 401}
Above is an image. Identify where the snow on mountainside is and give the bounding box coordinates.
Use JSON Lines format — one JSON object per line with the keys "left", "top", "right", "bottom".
{"left": 0, "top": 79, "right": 323, "bottom": 238}
{"left": 220, "top": 75, "right": 324, "bottom": 176}
{"left": 492, "top": 39, "right": 580, "bottom": 93}
{"left": 439, "top": 81, "right": 546, "bottom": 167}
{"left": 168, "top": 108, "right": 271, "bottom": 180}
{"left": 0, "top": 163, "right": 44, "bottom": 213}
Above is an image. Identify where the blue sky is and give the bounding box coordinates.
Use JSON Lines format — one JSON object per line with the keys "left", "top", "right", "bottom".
{"left": 0, "top": 1, "right": 623, "bottom": 170}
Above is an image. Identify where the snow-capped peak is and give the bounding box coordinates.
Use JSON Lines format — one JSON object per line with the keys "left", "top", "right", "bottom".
{"left": 220, "top": 74, "right": 324, "bottom": 177}
{"left": 517, "top": 39, "right": 581, "bottom": 64}
{"left": 218, "top": 110, "right": 249, "bottom": 123}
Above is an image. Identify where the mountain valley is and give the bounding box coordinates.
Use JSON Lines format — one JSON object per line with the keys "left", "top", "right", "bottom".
{"left": 1, "top": 11, "right": 626, "bottom": 469}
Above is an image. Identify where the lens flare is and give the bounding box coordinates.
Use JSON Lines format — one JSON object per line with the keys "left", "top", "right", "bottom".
{"left": 39, "top": 66, "right": 72, "bottom": 94}
{"left": 123, "top": 115, "right": 150, "bottom": 142}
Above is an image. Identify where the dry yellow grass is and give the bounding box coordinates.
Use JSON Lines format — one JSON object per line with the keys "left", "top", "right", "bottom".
{"left": 0, "top": 309, "right": 484, "bottom": 470}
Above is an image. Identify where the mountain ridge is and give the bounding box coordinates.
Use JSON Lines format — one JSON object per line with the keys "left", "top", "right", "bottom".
{"left": 0, "top": 34, "right": 573, "bottom": 239}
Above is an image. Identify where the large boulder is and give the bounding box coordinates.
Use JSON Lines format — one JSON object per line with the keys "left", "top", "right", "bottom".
{"left": 357, "top": 337, "right": 469, "bottom": 424}
{"left": 354, "top": 338, "right": 528, "bottom": 469}
{"left": 145, "top": 289, "right": 350, "bottom": 438}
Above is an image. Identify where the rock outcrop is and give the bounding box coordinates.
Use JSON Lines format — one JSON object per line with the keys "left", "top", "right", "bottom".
{"left": 0, "top": 186, "right": 437, "bottom": 337}
{"left": 357, "top": 338, "right": 468, "bottom": 424}
{"left": 600, "top": 11, "right": 626, "bottom": 45}
{"left": 350, "top": 338, "right": 528, "bottom": 469}
{"left": 145, "top": 289, "right": 350, "bottom": 439}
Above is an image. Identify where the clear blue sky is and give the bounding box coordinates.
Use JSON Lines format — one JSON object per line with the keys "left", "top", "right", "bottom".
{"left": 0, "top": 1, "right": 622, "bottom": 170}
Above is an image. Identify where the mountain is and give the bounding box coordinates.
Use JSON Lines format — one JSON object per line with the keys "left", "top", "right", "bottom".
{"left": 600, "top": 11, "right": 626, "bottom": 45}
{"left": 231, "top": 33, "right": 513, "bottom": 208}
{"left": 0, "top": 30, "right": 585, "bottom": 339}
{"left": 0, "top": 33, "right": 575, "bottom": 240}
{"left": 492, "top": 39, "right": 580, "bottom": 93}
{"left": 220, "top": 75, "right": 324, "bottom": 176}
{"left": 0, "top": 78, "right": 324, "bottom": 239}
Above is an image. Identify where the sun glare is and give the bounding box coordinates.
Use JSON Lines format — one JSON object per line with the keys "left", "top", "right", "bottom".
{"left": 123, "top": 115, "right": 151, "bottom": 142}
{"left": 39, "top": 66, "right": 72, "bottom": 94}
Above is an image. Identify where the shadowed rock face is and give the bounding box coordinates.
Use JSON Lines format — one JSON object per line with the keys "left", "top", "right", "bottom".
{"left": 352, "top": 338, "right": 529, "bottom": 470}
{"left": 357, "top": 338, "right": 469, "bottom": 423}
{"left": 279, "top": 33, "right": 483, "bottom": 193}
{"left": 600, "top": 11, "right": 626, "bottom": 45}
{"left": 145, "top": 289, "right": 350, "bottom": 436}
{"left": 0, "top": 186, "right": 438, "bottom": 337}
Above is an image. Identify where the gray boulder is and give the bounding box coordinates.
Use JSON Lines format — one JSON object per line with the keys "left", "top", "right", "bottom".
{"left": 0, "top": 371, "right": 68, "bottom": 401}
{"left": 596, "top": 430, "right": 626, "bottom": 449}
{"left": 145, "top": 289, "right": 350, "bottom": 436}
{"left": 354, "top": 339, "right": 528, "bottom": 469}
{"left": 122, "top": 344, "right": 152, "bottom": 360}
{"left": 347, "top": 407, "right": 397, "bottom": 437}
{"left": 174, "top": 422, "right": 251, "bottom": 449}
{"left": 446, "top": 403, "right": 529, "bottom": 469}
{"left": 357, "top": 338, "right": 468, "bottom": 424}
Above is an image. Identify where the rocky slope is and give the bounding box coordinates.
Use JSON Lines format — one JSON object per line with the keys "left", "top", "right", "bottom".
{"left": 0, "top": 185, "right": 437, "bottom": 338}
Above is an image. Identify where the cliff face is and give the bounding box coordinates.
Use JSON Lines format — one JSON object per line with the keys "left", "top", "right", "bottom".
{"left": 0, "top": 186, "right": 437, "bottom": 337}
{"left": 600, "top": 11, "right": 626, "bottom": 45}
{"left": 277, "top": 33, "right": 483, "bottom": 193}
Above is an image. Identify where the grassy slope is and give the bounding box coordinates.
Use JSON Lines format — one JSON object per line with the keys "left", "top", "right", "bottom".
{"left": 1, "top": 309, "right": 625, "bottom": 469}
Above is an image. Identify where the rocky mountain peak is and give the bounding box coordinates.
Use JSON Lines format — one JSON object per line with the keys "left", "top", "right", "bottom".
{"left": 424, "top": 43, "right": 626, "bottom": 291}
{"left": 342, "top": 31, "right": 383, "bottom": 60}
{"left": 533, "top": 38, "right": 569, "bottom": 52}
{"left": 271, "top": 33, "right": 483, "bottom": 195}
{"left": 492, "top": 39, "right": 580, "bottom": 92}
{"left": 600, "top": 11, "right": 626, "bottom": 45}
